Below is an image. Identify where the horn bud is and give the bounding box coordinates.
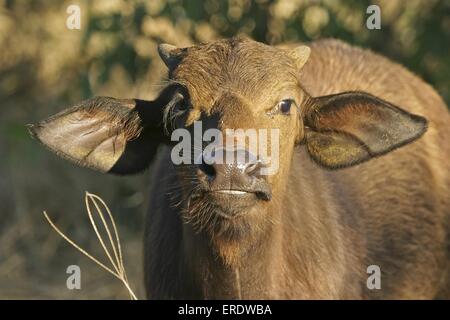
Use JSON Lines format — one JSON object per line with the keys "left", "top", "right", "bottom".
{"left": 158, "top": 43, "right": 181, "bottom": 69}
{"left": 289, "top": 45, "right": 311, "bottom": 69}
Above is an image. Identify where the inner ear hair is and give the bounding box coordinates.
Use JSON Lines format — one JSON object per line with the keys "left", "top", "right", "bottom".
{"left": 29, "top": 91, "right": 173, "bottom": 175}
{"left": 305, "top": 91, "right": 428, "bottom": 133}
{"left": 302, "top": 91, "right": 428, "bottom": 169}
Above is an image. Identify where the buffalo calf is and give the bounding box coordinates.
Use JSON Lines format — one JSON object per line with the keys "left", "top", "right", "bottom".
{"left": 30, "top": 38, "right": 450, "bottom": 299}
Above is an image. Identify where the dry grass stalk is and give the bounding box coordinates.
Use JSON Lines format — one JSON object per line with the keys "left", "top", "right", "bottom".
{"left": 43, "top": 192, "right": 138, "bottom": 300}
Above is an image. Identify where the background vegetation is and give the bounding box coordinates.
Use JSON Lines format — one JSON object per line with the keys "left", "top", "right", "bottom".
{"left": 0, "top": 0, "right": 449, "bottom": 299}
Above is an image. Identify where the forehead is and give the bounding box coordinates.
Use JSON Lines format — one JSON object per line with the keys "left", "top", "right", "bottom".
{"left": 171, "top": 39, "right": 299, "bottom": 106}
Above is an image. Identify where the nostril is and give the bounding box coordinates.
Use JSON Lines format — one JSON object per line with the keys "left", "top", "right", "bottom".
{"left": 199, "top": 161, "right": 216, "bottom": 178}
{"left": 245, "top": 160, "right": 261, "bottom": 176}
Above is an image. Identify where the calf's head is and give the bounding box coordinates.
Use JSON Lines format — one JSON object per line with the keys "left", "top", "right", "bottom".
{"left": 29, "top": 38, "right": 427, "bottom": 241}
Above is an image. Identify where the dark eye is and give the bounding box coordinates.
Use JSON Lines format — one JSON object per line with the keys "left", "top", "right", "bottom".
{"left": 173, "top": 92, "right": 188, "bottom": 111}
{"left": 278, "top": 99, "right": 294, "bottom": 115}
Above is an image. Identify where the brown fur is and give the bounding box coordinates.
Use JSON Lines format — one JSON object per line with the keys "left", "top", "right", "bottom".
{"left": 143, "top": 38, "right": 450, "bottom": 299}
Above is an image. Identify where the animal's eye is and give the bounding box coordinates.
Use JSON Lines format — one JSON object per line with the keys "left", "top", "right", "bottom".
{"left": 173, "top": 92, "right": 188, "bottom": 111}
{"left": 176, "top": 100, "right": 187, "bottom": 111}
{"left": 277, "top": 99, "right": 294, "bottom": 115}
{"left": 266, "top": 98, "right": 297, "bottom": 117}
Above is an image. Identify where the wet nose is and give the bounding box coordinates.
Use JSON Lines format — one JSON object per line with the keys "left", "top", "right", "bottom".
{"left": 198, "top": 147, "right": 263, "bottom": 185}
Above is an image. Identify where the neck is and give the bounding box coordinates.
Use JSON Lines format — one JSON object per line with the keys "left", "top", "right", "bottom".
{"left": 181, "top": 201, "right": 284, "bottom": 299}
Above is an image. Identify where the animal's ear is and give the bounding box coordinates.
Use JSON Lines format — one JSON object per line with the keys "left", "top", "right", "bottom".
{"left": 303, "top": 92, "right": 428, "bottom": 169}
{"left": 28, "top": 91, "right": 172, "bottom": 174}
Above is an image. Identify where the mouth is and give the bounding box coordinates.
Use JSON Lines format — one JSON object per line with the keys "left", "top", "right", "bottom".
{"left": 184, "top": 186, "right": 272, "bottom": 235}
{"left": 215, "top": 189, "right": 250, "bottom": 195}
{"left": 211, "top": 188, "right": 271, "bottom": 201}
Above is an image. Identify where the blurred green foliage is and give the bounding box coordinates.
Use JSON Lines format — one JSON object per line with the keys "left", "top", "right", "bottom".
{"left": 0, "top": 0, "right": 448, "bottom": 299}
{"left": 84, "top": 0, "right": 450, "bottom": 103}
